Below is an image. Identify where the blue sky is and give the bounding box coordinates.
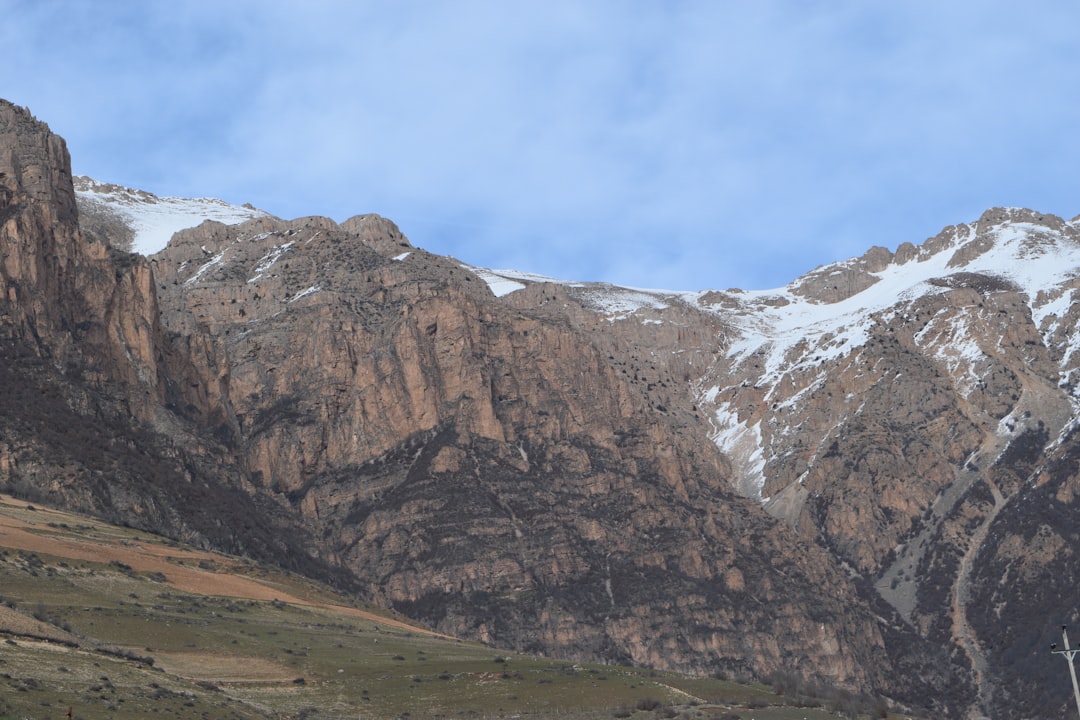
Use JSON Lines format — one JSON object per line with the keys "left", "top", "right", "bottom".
{"left": 3, "top": 1, "right": 1078, "bottom": 291}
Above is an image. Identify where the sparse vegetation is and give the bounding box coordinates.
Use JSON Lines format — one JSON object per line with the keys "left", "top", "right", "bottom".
{"left": 0, "top": 494, "right": 919, "bottom": 719}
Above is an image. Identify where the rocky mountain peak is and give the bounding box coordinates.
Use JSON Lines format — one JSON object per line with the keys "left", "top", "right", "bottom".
{"left": 0, "top": 100, "right": 78, "bottom": 223}
{"left": 0, "top": 100, "right": 110, "bottom": 360}
{"left": 788, "top": 244, "right": 895, "bottom": 304}
{"left": 783, "top": 206, "right": 1078, "bottom": 308}
{"left": 339, "top": 213, "right": 414, "bottom": 256}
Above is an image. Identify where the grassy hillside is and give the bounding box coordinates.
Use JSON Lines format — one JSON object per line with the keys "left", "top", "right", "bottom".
{"left": 0, "top": 494, "right": 915, "bottom": 720}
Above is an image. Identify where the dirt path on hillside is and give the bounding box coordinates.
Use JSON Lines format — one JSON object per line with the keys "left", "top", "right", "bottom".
{"left": 950, "top": 474, "right": 1004, "bottom": 719}
{"left": 947, "top": 383, "right": 1074, "bottom": 719}
{"left": 0, "top": 494, "right": 442, "bottom": 637}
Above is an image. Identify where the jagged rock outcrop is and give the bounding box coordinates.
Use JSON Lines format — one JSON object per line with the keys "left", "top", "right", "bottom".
{"left": 0, "top": 103, "right": 162, "bottom": 396}
{"left": 2, "top": 102, "right": 90, "bottom": 352}
{"left": 5, "top": 96, "right": 1080, "bottom": 718}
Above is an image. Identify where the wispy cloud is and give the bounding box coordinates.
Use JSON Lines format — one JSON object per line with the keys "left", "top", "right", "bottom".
{"left": 3, "top": 1, "right": 1078, "bottom": 290}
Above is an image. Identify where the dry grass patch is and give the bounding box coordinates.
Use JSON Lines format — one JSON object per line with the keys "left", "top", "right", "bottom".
{"left": 153, "top": 651, "right": 298, "bottom": 683}
{"left": 0, "top": 604, "right": 79, "bottom": 644}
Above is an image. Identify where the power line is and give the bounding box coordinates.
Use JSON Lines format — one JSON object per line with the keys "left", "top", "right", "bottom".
{"left": 1050, "top": 625, "right": 1080, "bottom": 720}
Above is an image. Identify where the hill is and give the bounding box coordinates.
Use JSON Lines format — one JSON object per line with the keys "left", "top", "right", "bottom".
{"left": 0, "top": 494, "right": 906, "bottom": 720}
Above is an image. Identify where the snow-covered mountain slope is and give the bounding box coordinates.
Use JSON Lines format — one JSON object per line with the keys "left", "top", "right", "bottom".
{"left": 642, "top": 208, "right": 1078, "bottom": 501}
{"left": 445, "top": 209, "right": 1080, "bottom": 523}
{"left": 467, "top": 207, "right": 1080, "bottom": 509}
{"left": 468, "top": 207, "right": 1079, "bottom": 381}
{"left": 74, "top": 176, "right": 269, "bottom": 255}
{"left": 703, "top": 208, "right": 1080, "bottom": 392}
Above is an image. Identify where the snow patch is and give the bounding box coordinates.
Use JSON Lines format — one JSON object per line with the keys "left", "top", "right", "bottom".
{"left": 459, "top": 264, "right": 676, "bottom": 319}
{"left": 248, "top": 241, "right": 295, "bottom": 284}
{"left": 708, "top": 401, "right": 766, "bottom": 500}
{"left": 915, "top": 314, "right": 986, "bottom": 398}
{"left": 185, "top": 250, "right": 227, "bottom": 286}
{"left": 75, "top": 178, "right": 268, "bottom": 255}
{"left": 483, "top": 268, "right": 573, "bottom": 285}
{"left": 578, "top": 288, "right": 669, "bottom": 320}
{"left": 289, "top": 285, "right": 321, "bottom": 302}
{"left": 463, "top": 266, "right": 528, "bottom": 297}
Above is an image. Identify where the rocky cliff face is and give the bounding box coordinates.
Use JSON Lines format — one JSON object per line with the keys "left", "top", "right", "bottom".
{"left": 0, "top": 100, "right": 347, "bottom": 583}
{"left": 5, "top": 96, "right": 1080, "bottom": 718}
{"left": 145, "top": 211, "right": 897, "bottom": 693}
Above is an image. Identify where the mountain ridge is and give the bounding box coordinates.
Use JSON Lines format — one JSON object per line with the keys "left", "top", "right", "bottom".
{"left": 5, "top": 97, "right": 1080, "bottom": 718}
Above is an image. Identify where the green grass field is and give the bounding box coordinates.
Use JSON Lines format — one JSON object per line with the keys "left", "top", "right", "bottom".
{"left": 0, "top": 496, "right": 918, "bottom": 720}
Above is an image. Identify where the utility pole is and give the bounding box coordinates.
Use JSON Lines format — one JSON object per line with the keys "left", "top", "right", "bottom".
{"left": 1051, "top": 625, "right": 1080, "bottom": 720}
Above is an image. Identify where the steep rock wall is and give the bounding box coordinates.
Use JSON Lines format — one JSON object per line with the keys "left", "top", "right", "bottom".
{"left": 0, "top": 100, "right": 341, "bottom": 583}
{"left": 150, "top": 215, "right": 895, "bottom": 691}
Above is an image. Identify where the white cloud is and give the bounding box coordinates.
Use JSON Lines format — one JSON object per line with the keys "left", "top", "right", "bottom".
{"left": 2, "top": 1, "right": 1078, "bottom": 290}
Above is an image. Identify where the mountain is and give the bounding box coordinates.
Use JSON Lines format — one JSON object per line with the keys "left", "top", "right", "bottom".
{"left": 5, "top": 492, "right": 839, "bottom": 720}
{"left": 3, "top": 96, "right": 1080, "bottom": 718}
{"left": 695, "top": 209, "right": 1080, "bottom": 718}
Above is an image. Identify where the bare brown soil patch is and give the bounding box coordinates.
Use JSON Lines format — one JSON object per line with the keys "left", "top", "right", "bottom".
{"left": 0, "top": 494, "right": 441, "bottom": 636}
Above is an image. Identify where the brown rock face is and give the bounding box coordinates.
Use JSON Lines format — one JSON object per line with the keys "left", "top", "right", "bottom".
{"left": 0, "top": 102, "right": 160, "bottom": 395}
{"left": 6, "top": 97, "right": 1080, "bottom": 719}
{"left": 1, "top": 102, "right": 87, "bottom": 348}
{"left": 0, "top": 100, "right": 344, "bottom": 582}
{"left": 147, "top": 214, "right": 891, "bottom": 689}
